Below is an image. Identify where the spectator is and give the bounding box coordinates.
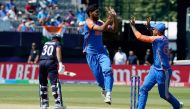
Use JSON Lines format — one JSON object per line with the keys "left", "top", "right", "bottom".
{"left": 127, "top": 50, "right": 139, "bottom": 65}
{"left": 77, "top": 21, "right": 85, "bottom": 34}
{"left": 65, "top": 10, "right": 76, "bottom": 25}
{"left": 39, "top": 0, "right": 48, "bottom": 9}
{"left": 113, "top": 47, "right": 127, "bottom": 65}
{"left": 25, "top": 16, "right": 36, "bottom": 31}
{"left": 143, "top": 48, "right": 152, "bottom": 65}
{"left": 47, "top": 18, "right": 56, "bottom": 26}
{"left": 27, "top": 42, "right": 39, "bottom": 64}
{"left": 76, "top": 7, "right": 86, "bottom": 25}
{"left": 37, "top": 7, "right": 51, "bottom": 25}
{"left": 47, "top": 0, "right": 58, "bottom": 5}
{"left": 169, "top": 48, "right": 175, "bottom": 65}
{"left": 17, "top": 16, "right": 36, "bottom": 32}
{"left": 17, "top": 19, "right": 28, "bottom": 32}
{"left": 0, "top": 4, "right": 7, "bottom": 19}
{"left": 173, "top": 53, "right": 177, "bottom": 62}
{"left": 25, "top": 20, "right": 36, "bottom": 32}
{"left": 47, "top": 0, "right": 58, "bottom": 9}
{"left": 55, "top": 14, "right": 64, "bottom": 27}
{"left": 25, "top": 1, "right": 37, "bottom": 15}
{"left": 5, "top": 0, "right": 15, "bottom": 12}
{"left": 6, "top": 5, "right": 17, "bottom": 20}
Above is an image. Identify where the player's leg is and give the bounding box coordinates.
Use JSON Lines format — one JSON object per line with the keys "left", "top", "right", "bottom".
{"left": 156, "top": 69, "right": 180, "bottom": 109}
{"left": 39, "top": 60, "right": 49, "bottom": 109}
{"left": 98, "top": 53, "right": 114, "bottom": 104}
{"left": 86, "top": 54, "right": 105, "bottom": 90}
{"left": 48, "top": 61, "right": 65, "bottom": 109}
{"left": 49, "top": 71, "right": 65, "bottom": 109}
{"left": 137, "top": 67, "right": 156, "bottom": 109}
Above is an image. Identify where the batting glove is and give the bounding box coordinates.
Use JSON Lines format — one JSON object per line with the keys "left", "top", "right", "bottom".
{"left": 58, "top": 62, "right": 65, "bottom": 73}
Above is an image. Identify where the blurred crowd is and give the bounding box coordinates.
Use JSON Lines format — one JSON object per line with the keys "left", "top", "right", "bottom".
{"left": 0, "top": 0, "right": 87, "bottom": 33}
{"left": 112, "top": 47, "right": 176, "bottom": 65}
{"left": 1, "top": 0, "right": 177, "bottom": 65}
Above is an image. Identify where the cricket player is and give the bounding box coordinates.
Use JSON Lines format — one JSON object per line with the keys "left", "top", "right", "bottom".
{"left": 129, "top": 17, "right": 183, "bottom": 109}
{"left": 83, "top": 4, "right": 118, "bottom": 104}
{"left": 39, "top": 35, "right": 66, "bottom": 109}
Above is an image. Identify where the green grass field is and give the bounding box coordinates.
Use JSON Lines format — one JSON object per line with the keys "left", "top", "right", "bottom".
{"left": 0, "top": 84, "right": 189, "bottom": 109}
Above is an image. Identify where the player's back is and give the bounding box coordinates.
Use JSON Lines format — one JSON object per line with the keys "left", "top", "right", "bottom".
{"left": 40, "top": 41, "right": 61, "bottom": 61}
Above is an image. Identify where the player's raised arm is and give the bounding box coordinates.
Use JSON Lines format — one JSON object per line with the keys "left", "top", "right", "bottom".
{"left": 144, "top": 17, "right": 151, "bottom": 29}
{"left": 86, "top": 5, "right": 113, "bottom": 32}
{"left": 105, "top": 7, "right": 118, "bottom": 32}
{"left": 144, "top": 17, "right": 153, "bottom": 35}
{"left": 129, "top": 17, "right": 157, "bottom": 43}
{"left": 86, "top": 18, "right": 112, "bottom": 31}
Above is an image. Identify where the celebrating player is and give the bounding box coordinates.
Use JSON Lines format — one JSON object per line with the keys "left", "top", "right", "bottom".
{"left": 39, "top": 35, "right": 66, "bottom": 109}
{"left": 129, "top": 17, "right": 183, "bottom": 109}
{"left": 83, "top": 4, "right": 118, "bottom": 104}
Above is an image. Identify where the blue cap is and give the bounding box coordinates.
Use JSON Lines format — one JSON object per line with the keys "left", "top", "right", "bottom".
{"left": 150, "top": 23, "right": 165, "bottom": 32}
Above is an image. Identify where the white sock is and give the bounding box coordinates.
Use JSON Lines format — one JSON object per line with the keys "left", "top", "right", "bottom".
{"left": 106, "top": 92, "right": 111, "bottom": 96}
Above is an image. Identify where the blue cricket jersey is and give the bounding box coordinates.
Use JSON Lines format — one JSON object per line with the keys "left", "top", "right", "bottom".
{"left": 83, "top": 20, "right": 107, "bottom": 54}
{"left": 152, "top": 36, "right": 171, "bottom": 70}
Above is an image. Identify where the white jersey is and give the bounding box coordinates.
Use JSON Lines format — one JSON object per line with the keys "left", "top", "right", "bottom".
{"left": 113, "top": 52, "right": 127, "bottom": 65}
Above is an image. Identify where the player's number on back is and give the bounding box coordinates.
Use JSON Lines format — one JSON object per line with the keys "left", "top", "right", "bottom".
{"left": 42, "top": 45, "right": 54, "bottom": 56}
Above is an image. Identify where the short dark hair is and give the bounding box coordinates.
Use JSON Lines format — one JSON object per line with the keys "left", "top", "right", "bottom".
{"left": 52, "top": 35, "right": 61, "bottom": 42}
{"left": 86, "top": 4, "right": 98, "bottom": 17}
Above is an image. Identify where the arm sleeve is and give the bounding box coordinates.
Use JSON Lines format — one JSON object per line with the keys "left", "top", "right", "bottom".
{"left": 134, "top": 31, "right": 158, "bottom": 43}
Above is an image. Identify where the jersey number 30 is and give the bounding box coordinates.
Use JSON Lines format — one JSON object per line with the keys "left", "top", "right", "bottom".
{"left": 41, "top": 45, "right": 54, "bottom": 56}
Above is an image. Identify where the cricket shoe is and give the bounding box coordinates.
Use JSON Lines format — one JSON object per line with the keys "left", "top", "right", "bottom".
{"left": 41, "top": 99, "right": 49, "bottom": 109}
{"left": 55, "top": 103, "right": 66, "bottom": 109}
{"left": 41, "top": 102, "right": 48, "bottom": 109}
{"left": 180, "top": 101, "right": 184, "bottom": 109}
{"left": 55, "top": 105, "right": 66, "bottom": 109}
{"left": 104, "top": 94, "right": 112, "bottom": 105}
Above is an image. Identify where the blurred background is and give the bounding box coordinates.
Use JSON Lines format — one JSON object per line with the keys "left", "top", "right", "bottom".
{"left": 0, "top": 0, "right": 190, "bottom": 109}
{"left": 0, "top": 0, "right": 189, "bottom": 63}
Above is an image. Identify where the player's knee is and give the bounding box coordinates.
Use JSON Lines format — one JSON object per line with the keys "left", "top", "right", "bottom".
{"left": 159, "top": 93, "right": 169, "bottom": 100}
{"left": 160, "top": 94, "right": 167, "bottom": 100}
{"left": 139, "top": 87, "right": 148, "bottom": 95}
{"left": 40, "top": 85, "right": 48, "bottom": 98}
{"left": 41, "top": 85, "right": 48, "bottom": 91}
{"left": 103, "top": 67, "right": 112, "bottom": 76}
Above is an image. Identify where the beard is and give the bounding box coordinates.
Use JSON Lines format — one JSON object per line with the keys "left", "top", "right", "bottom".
{"left": 93, "top": 16, "right": 99, "bottom": 21}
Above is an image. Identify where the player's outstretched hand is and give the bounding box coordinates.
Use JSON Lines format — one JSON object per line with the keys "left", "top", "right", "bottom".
{"left": 105, "top": 6, "right": 116, "bottom": 19}
{"left": 110, "top": 7, "right": 117, "bottom": 16}
{"left": 144, "top": 17, "right": 151, "bottom": 27}
{"left": 129, "top": 16, "right": 136, "bottom": 26}
{"left": 105, "top": 7, "right": 112, "bottom": 15}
